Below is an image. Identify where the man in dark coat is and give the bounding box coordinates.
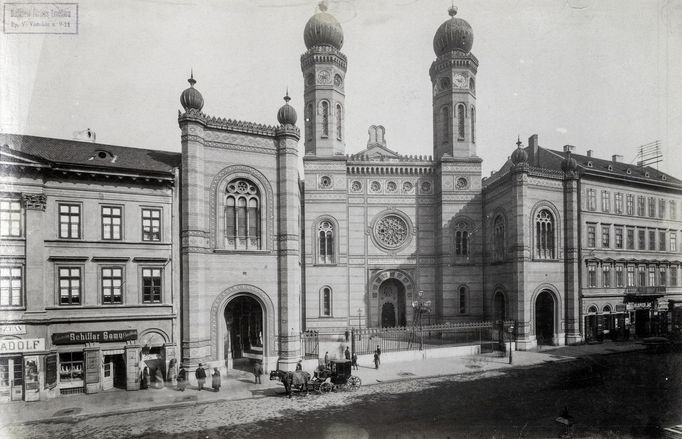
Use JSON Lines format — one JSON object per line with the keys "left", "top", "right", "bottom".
{"left": 253, "top": 361, "right": 263, "bottom": 384}
{"left": 344, "top": 346, "right": 351, "bottom": 360}
{"left": 195, "top": 363, "right": 206, "bottom": 391}
{"left": 211, "top": 368, "right": 221, "bottom": 392}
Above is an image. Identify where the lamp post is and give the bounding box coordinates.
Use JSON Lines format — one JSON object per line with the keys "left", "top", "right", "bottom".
{"left": 358, "top": 308, "right": 362, "bottom": 341}
{"left": 508, "top": 324, "right": 514, "bottom": 364}
{"left": 412, "top": 290, "right": 431, "bottom": 351}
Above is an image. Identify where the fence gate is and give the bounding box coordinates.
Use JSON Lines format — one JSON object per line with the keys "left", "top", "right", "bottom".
{"left": 301, "top": 331, "right": 319, "bottom": 359}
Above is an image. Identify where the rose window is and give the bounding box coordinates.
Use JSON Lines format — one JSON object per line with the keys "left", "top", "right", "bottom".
{"left": 320, "top": 176, "right": 332, "bottom": 188}
{"left": 374, "top": 215, "right": 409, "bottom": 249}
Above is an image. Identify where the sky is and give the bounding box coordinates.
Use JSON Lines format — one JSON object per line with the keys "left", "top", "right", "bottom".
{"left": 2, "top": 0, "right": 681, "bottom": 178}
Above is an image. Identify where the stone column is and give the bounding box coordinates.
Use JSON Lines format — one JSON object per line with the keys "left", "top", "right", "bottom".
{"left": 124, "top": 344, "right": 141, "bottom": 391}
{"left": 510, "top": 166, "right": 533, "bottom": 350}
{"left": 563, "top": 174, "right": 582, "bottom": 344}
{"left": 22, "top": 193, "right": 46, "bottom": 313}
{"left": 275, "top": 125, "right": 302, "bottom": 371}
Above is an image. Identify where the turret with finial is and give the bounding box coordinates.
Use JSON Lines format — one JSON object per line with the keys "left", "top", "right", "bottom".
{"left": 180, "top": 70, "right": 204, "bottom": 112}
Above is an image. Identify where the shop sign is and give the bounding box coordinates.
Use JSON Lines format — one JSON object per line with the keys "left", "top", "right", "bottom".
{"left": 0, "top": 325, "right": 26, "bottom": 336}
{"left": 615, "top": 304, "right": 626, "bottom": 312}
{"left": 52, "top": 330, "right": 137, "bottom": 345}
{"left": 0, "top": 338, "right": 45, "bottom": 353}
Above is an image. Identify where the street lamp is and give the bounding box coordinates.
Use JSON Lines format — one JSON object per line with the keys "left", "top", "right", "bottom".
{"left": 508, "top": 324, "right": 514, "bottom": 364}
{"left": 358, "top": 308, "right": 362, "bottom": 341}
{"left": 412, "top": 290, "right": 432, "bottom": 351}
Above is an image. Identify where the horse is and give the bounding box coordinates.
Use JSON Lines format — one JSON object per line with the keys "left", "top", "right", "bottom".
{"left": 269, "top": 370, "right": 311, "bottom": 398}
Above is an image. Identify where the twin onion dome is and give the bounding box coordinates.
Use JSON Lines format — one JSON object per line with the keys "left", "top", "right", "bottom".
{"left": 433, "top": 5, "right": 474, "bottom": 56}
{"left": 180, "top": 72, "right": 204, "bottom": 112}
{"left": 277, "top": 92, "right": 297, "bottom": 125}
{"left": 303, "top": 1, "right": 344, "bottom": 50}
{"left": 510, "top": 137, "right": 528, "bottom": 165}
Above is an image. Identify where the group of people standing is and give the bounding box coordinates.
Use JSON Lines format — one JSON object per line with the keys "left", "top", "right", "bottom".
{"left": 322, "top": 345, "right": 381, "bottom": 370}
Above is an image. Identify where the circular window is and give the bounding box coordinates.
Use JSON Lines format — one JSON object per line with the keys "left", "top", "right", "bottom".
{"left": 374, "top": 214, "right": 409, "bottom": 249}
{"left": 386, "top": 181, "right": 397, "bottom": 192}
{"left": 456, "top": 177, "right": 468, "bottom": 190}
{"left": 351, "top": 181, "right": 362, "bottom": 192}
{"left": 370, "top": 181, "right": 381, "bottom": 192}
{"left": 320, "top": 176, "right": 332, "bottom": 188}
{"left": 228, "top": 180, "right": 257, "bottom": 194}
{"left": 421, "top": 181, "right": 432, "bottom": 193}
{"left": 402, "top": 181, "right": 414, "bottom": 193}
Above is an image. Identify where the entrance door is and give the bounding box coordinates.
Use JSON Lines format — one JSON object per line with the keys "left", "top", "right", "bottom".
{"left": 102, "top": 361, "right": 114, "bottom": 390}
{"left": 635, "top": 309, "right": 650, "bottom": 337}
{"left": 493, "top": 292, "right": 506, "bottom": 321}
{"left": 225, "top": 295, "right": 264, "bottom": 371}
{"left": 381, "top": 302, "right": 396, "bottom": 328}
{"left": 378, "top": 279, "right": 406, "bottom": 327}
{"left": 535, "top": 291, "right": 555, "bottom": 345}
{"left": 8, "top": 357, "right": 23, "bottom": 401}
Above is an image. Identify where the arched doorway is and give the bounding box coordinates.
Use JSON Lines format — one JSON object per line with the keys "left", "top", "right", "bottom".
{"left": 224, "top": 295, "right": 263, "bottom": 371}
{"left": 378, "top": 279, "right": 406, "bottom": 327}
{"left": 535, "top": 291, "right": 555, "bottom": 345}
{"left": 493, "top": 291, "right": 506, "bottom": 321}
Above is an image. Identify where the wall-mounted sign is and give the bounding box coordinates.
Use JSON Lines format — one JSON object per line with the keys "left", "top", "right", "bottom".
{"left": 0, "top": 338, "right": 45, "bottom": 353}
{"left": 52, "top": 330, "right": 137, "bottom": 345}
{"left": 0, "top": 325, "right": 26, "bottom": 336}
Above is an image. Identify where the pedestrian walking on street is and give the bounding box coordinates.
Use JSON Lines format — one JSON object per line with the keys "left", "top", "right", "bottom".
{"left": 351, "top": 352, "right": 358, "bottom": 370}
{"left": 212, "top": 368, "right": 221, "bottom": 392}
{"left": 177, "top": 366, "right": 187, "bottom": 391}
{"left": 375, "top": 345, "right": 381, "bottom": 365}
{"left": 253, "top": 360, "right": 263, "bottom": 384}
{"left": 195, "top": 363, "right": 207, "bottom": 391}
{"left": 324, "top": 351, "right": 330, "bottom": 368}
{"left": 373, "top": 352, "right": 380, "bottom": 369}
{"left": 344, "top": 346, "right": 350, "bottom": 360}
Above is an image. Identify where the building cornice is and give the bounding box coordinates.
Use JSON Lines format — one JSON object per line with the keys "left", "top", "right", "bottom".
{"left": 178, "top": 109, "right": 277, "bottom": 137}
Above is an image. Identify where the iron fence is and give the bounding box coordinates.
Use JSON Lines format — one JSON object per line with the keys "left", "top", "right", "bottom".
{"left": 301, "top": 330, "right": 319, "bottom": 359}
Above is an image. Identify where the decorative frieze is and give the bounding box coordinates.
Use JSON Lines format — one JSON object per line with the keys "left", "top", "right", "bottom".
{"left": 22, "top": 193, "right": 46, "bottom": 210}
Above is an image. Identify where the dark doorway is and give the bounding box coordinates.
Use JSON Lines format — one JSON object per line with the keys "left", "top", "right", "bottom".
{"left": 493, "top": 292, "right": 506, "bottom": 321}
{"left": 381, "top": 303, "right": 396, "bottom": 328}
{"left": 225, "top": 295, "right": 263, "bottom": 371}
{"left": 379, "top": 279, "right": 406, "bottom": 327}
{"left": 635, "top": 309, "right": 650, "bottom": 337}
{"left": 535, "top": 291, "right": 554, "bottom": 345}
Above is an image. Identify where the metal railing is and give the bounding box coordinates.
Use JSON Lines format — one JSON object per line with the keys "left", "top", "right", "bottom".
{"left": 301, "top": 330, "right": 319, "bottom": 359}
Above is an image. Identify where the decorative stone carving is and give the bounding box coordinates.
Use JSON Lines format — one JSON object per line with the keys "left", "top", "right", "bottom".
{"left": 22, "top": 193, "right": 46, "bottom": 211}
{"left": 386, "top": 181, "right": 397, "bottom": 193}
{"left": 370, "top": 181, "right": 381, "bottom": 193}
{"left": 420, "top": 181, "right": 432, "bottom": 194}
{"left": 350, "top": 181, "right": 362, "bottom": 192}
{"left": 402, "top": 181, "right": 414, "bottom": 194}
{"left": 319, "top": 175, "right": 333, "bottom": 189}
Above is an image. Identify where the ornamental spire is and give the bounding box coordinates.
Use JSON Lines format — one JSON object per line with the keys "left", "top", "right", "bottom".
{"left": 448, "top": 4, "right": 457, "bottom": 17}
{"left": 318, "top": 0, "right": 328, "bottom": 12}
{"left": 188, "top": 69, "right": 196, "bottom": 87}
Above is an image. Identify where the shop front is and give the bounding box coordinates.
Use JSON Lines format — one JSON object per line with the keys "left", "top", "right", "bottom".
{"left": 624, "top": 289, "right": 667, "bottom": 338}
{"left": 0, "top": 325, "right": 47, "bottom": 403}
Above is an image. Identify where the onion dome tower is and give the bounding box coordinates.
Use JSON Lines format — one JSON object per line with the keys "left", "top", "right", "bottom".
{"left": 511, "top": 137, "right": 528, "bottom": 165}
{"left": 300, "top": 1, "right": 347, "bottom": 157}
{"left": 277, "top": 92, "right": 298, "bottom": 126}
{"left": 430, "top": 6, "right": 478, "bottom": 160}
{"left": 180, "top": 71, "right": 204, "bottom": 112}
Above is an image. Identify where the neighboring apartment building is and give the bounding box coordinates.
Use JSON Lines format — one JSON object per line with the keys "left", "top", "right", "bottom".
{"left": 0, "top": 134, "right": 179, "bottom": 401}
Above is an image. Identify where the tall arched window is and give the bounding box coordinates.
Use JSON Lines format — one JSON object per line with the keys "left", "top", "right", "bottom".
{"left": 535, "top": 209, "right": 555, "bottom": 259}
{"left": 470, "top": 106, "right": 476, "bottom": 143}
{"left": 459, "top": 286, "right": 468, "bottom": 314}
{"left": 225, "top": 179, "right": 261, "bottom": 250}
{"left": 454, "top": 221, "right": 470, "bottom": 258}
{"left": 441, "top": 106, "right": 450, "bottom": 143}
{"left": 321, "top": 286, "right": 332, "bottom": 316}
{"left": 321, "top": 101, "right": 329, "bottom": 137}
{"left": 493, "top": 215, "right": 505, "bottom": 261}
{"left": 336, "top": 104, "right": 342, "bottom": 140}
{"left": 317, "top": 220, "right": 334, "bottom": 264}
{"left": 305, "top": 103, "right": 313, "bottom": 141}
{"left": 456, "top": 104, "right": 466, "bottom": 140}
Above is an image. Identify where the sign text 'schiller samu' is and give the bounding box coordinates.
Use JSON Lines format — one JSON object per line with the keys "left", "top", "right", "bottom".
{"left": 52, "top": 330, "right": 138, "bottom": 345}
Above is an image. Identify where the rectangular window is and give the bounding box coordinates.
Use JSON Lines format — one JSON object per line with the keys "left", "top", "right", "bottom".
{"left": 59, "top": 204, "right": 81, "bottom": 239}
{"left": 659, "top": 231, "right": 666, "bottom": 251}
{"left": 638, "top": 230, "right": 645, "bottom": 250}
{"left": 101, "top": 206, "right": 122, "bottom": 240}
{"left": 648, "top": 197, "right": 656, "bottom": 217}
{"left": 142, "top": 268, "right": 162, "bottom": 303}
{"left": 672, "top": 266, "right": 678, "bottom": 286}
{"left": 587, "top": 225, "right": 596, "bottom": 248}
{"left": 626, "top": 194, "right": 634, "bottom": 216}
{"left": 602, "top": 265, "right": 611, "bottom": 288}
{"left": 659, "top": 267, "right": 667, "bottom": 286}
{"left": 0, "top": 199, "right": 21, "bottom": 237}
{"left": 648, "top": 266, "right": 656, "bottom": 286}
{"left": 638, "top": 266, "right": 646, "bottom": 286}
{"left": 627, "top": 228, "right": 635, "bottom": 250}
{"left": 587, "top": 189, "right": 596, "bottom": 211}
{"left": 626, "top": 266, "right": 635, "bottom": 287}
{"left": 59, "top": 352, "right": 84, "bottom": 382}
{"left": 601, "top": 191, "right": 610, "bottom": 212}
{"left": 101, "top": 267, "right": 123, "bottom": 304}
{"left": 601, "top": 225, "right": 610, "bottom": 248}
{"left": 637, "top": 196, "right": 645, "bottom": 216}
{"left": 671, "top": 201, "right": 676, "bottom": 220}
{"left": 0, "top": 267, "right": 22, "bottom": 307}
{"left": 614, "top": 193, "right": 623, "bottom": 214}
{"left": 671, "top": 232, "right": 678, "bottom": 252}
{"left": 615, "top": 265, "right": 624, "bottom": 287}
{"left": 142, "top": 209, "right": 161, "bottom": 241}
{"left": 588, "top": 266, "right": 597, "bottom": 287}
{"left": 59, "top": 267, "right": 81, "bottom": 305}
{"left": 614, "top": 227, "right": 623, "bottom": 249}
{"left": 648, "top": 230, "right": 656, "bottom": 251}
{"left": 659, "top": 199, "right": 666, "bottom": 218}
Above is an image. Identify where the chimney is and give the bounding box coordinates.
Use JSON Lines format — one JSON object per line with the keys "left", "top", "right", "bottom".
{"left": 612, "top": 154, "right": 623, "bottom": 163}
{"left": 586, "top": 150, "right": 593, "bottom": 157}
{"left": 528, "top": 134, "right": 539, "bottom": 165}
{"left": 563, "top": 144, "right": 576, "bottom": 153}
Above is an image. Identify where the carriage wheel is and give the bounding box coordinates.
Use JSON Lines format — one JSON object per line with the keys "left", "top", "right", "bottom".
{"left": 349, "top": 375, "right": 361, "bottom": 390}
{"left": 320, "top": 382, "right": 333, "bottom": 393}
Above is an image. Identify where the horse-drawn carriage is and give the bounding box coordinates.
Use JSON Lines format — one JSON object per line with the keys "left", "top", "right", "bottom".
{"left": 270, "top": 359, "right": 361, "bottom": 397}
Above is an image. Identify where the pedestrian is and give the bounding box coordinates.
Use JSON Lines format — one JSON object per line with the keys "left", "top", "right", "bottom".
{"left": 142, "top": 366, "right": 150, "bottom": 389}
{"left": 324, "top": 351, "right": 329, "bottom": 368}
{"left": 344, "top": 346, "right": 350, "bottom": 360}
{"left": 167, "top": 359, "right": 178, "bottom": 387}
{"left": 296, "top": 360, "right": 302, "bottom": 371}
{"left": 374, "top": 352, "right": 380, "bottom": 369}
{"left": 154, "top": 367, "right": 164, "bottom": 389}
{"left": 195, "top": 363, "right": 206, "bottom": 391}
{"left": 212, "top": 368, "right": 221, "bottom": 392}
{"left": 351, "top": 352, "right": 358, "bottom": 370}
{"left": 253, "top": 360, "right": 263, "bottom": 384}
{"left": 375, "top": 345, "right": 381, "bottom": 365}
{"left": 177, "top": 366, "right": 187, "bottom": 391}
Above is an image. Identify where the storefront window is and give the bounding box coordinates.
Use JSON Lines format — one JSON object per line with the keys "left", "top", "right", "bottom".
{"left": 59, "top": 352, "right": 84, "bottom": 382}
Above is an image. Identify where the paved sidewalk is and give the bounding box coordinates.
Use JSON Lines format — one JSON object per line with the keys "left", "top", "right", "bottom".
{"left": 0, "top": 341, "right": 646, "bottom": 427}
